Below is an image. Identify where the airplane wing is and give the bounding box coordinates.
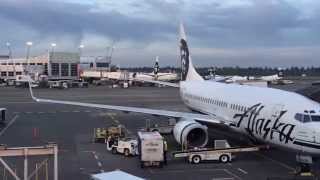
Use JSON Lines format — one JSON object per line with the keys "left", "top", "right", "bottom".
{"left": 28, "top": 83, "right": 228, "bottom": 124}
{"left": 131, "top": 78, "right": 180, "bottom": 88}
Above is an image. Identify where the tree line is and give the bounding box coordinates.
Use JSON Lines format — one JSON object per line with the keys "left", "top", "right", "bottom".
{"left": 122, "top": 66, "right": 320, "bottom": 76}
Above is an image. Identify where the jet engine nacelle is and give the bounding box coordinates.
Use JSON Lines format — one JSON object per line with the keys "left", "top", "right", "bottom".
{"left": 173, "top": 119, "right": 208, "bottom": 147}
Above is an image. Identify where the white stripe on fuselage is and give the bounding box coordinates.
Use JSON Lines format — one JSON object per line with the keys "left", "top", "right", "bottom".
{"left": 179, "top": 80, "right": 320, "bottom": 155}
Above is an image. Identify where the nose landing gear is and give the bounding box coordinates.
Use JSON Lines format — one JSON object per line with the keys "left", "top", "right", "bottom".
{"left": 295, "top": 154, "right": 314, "bottom": 177}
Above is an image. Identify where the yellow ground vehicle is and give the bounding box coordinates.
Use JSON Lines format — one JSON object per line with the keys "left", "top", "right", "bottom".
{"left": 93, "top": 125, "right": 125, "bottom": 143}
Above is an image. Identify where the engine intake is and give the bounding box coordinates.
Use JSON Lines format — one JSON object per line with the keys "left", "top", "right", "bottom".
{"left": 173, "top": 119, "right": 208, "bottom": 147}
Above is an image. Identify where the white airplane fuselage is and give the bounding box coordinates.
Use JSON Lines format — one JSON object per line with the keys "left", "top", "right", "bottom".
{"left": 180, "top": 80, "right": 320, "bottom": 156}
{"left": 261, "top": 74, "right": 281, "bottom": 82}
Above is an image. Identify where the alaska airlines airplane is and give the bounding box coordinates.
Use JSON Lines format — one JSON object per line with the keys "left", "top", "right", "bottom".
{"left": 132, "top": 56, "right": 179, "bottom": 82}
{"left": 259, "top": 68, "right": 283, "bottom": 82}
{"left": 29, "top": 24, "right": 320, "bottom": 159}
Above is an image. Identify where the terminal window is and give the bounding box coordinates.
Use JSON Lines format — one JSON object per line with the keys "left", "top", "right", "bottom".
{"left": 44, "top": 64, "right": 48, "bottom": 75}
{"left": 70, "top": 64, "right": 78, "bottom": 76}
{"left": 0, "top": 72, "right": 6, "bottom": 76}
{"left": 51, "top": 63, "right": 59, "bottom": 76}
{"left": 96, "top": 62, "right": 109, "bottom": 68}
{"left": 8, "top": 72, "right": 14, "bottom": 76}
{"left": 16, "top": 72, "right": 22, "bottom": 75}
{"left": 61, "top": 63, "right": 69, "bottom": 76}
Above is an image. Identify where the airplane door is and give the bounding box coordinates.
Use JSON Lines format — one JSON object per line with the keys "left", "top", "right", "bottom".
{"left": 313, "top": 131, "right": 320, "bottom": 144}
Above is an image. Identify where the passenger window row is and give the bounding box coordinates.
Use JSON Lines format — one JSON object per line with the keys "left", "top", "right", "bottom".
{"left": 184, "top": 93, "right": 251, "bottom": 113}
{"left": 184, "top": 93, "right": 228, "bottom": 108}
{"left": 230, "top": 104, "right": 248, "bottom": 112}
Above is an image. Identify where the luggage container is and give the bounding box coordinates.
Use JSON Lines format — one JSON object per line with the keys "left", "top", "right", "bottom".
{"left": 137, "top": 131, "right": 164, "bottom": 168}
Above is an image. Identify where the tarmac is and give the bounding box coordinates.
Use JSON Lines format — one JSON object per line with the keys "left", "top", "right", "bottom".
{"left": 0, "top": 80, "right": 319, "bottom": 180}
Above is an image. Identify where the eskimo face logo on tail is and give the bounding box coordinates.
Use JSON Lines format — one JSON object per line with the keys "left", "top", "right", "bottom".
{"left": 180, "top": 39, "right": 189, "bottom": 81}
{"left": 154, "top": 61, "right": 159, "bottom": 75}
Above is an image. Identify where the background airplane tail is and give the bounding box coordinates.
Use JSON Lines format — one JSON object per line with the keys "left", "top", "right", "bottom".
{"left": 179, "top": 23, "right": 203, "bottom": 82}
{"left": 153, "top": 56, "right": 160, "bottom": 75}
{"left": 278, "top": 68, "right": 284, "bottom": 78}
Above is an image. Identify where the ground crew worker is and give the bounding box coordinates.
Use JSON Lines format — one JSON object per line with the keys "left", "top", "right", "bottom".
{"left": 164, "top": 140, "right": 168, "bottom": 165}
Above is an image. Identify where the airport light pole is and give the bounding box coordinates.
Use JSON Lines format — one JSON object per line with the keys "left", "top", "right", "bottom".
{"left": 51, "top": 43, "right": 56, "bottom": 54}
{"left": 49, "top": 43, "right": 56, "bottom": 77}
{"left": 6, "top": 42, "right": 12, "bottom": 58}
{"left": 79, "top": 44, "right": 84, "bottom": 56}
{"left": 25, "top": 41, "right": 33, "bottom": 75}
{"left": 5, "top": 42, "right": 15, "bottom": 75}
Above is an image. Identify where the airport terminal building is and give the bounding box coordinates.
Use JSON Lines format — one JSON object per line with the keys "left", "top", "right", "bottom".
{"left": 0, "top": 52, "right": 80, "bottom": 80}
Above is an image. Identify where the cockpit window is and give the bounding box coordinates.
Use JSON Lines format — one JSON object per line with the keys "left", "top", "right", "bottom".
{"left": 311, "top": 115, "right": 320, "bottom": 122}
{"left": 303, "top": 115, "right": 311, "bottom": 123}
{"left": 294, "top": 113, "right": 303, "bottom": 122}
{"left": 295, "top": 113, "right": 320, "bottom": 123}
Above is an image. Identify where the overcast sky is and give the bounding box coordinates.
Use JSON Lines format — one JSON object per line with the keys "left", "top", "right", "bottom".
{"left": 0, "top": 0, "right": 320, "bottom": 67}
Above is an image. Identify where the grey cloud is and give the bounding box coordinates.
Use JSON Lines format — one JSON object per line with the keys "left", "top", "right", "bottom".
{"left": 0, "top": 0, "right": 176, "bottom": 44}
{"left": 187, "top": 0, "right": 320, "bottom": 47}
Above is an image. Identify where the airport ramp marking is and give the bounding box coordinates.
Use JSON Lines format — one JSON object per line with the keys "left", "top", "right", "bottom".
{"left": 237, "top": 168, "right": 248, "bottom": 175}
{"left": 0, "top": 115, "right": 19, "bottom": 137}
{"left": 253, "top": 152, "right": 295, "bottom": 171}
{"left": 223, "top": 169, "right": 242, "bottom": 180}
{"left": 149, "top": 168, "right": 239, "bottom": 179}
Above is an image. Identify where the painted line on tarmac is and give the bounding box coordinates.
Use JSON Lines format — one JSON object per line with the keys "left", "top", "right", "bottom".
{"left": 223, "top": 169, "right": 242, "bottom": 180}
{"left": 254, "top": 152, "right": 295, "bottom": 171}
{"left": 0, "top": 115, "right": 19, "bottom": 137}
{"left": 90, "top": 151, "right": 104, "bottom": 173}
{"left": 212, "top": 178, "right": 234, "bottom": 180}
{"left": 149, "top": 168, "right": 232, "bottom": 174}
{"left": 237, "top": 168, "right": 248, "bottom": 175}
{"left": 1, "top": 101, "right": 34, "bottom": 104}
{"left": 82, "top": 150, "right": 95, "bottom": 153}
{"left": 94, "top": 154, "right": 99, "bottom": 160}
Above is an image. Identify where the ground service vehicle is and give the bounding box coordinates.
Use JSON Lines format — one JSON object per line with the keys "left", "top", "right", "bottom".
{"left": 93, "top": 126, "right": 125, "bottom": 143}
{"left": 138, "top": 131, "right": 165, "bottom": 168}
{"left": 173, "top": 140, "right": 260, "bottom": 164}
{"left": 109, "top": 137, "right": 138, "bottom": 156}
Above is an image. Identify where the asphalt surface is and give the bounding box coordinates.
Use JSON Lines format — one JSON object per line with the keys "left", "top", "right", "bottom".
{"left": 0, "top": 81, "right": 319, "bottom": 180}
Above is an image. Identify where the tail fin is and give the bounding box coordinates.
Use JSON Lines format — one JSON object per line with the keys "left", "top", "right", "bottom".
{"left": 277, "top": 67, "right": 284, "bottom": 78}
{"left": 153, "top": 56, "right": 160, "bottom": 75}
{"left": 179, "top": 23, "right": 203, "bottom": 81}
